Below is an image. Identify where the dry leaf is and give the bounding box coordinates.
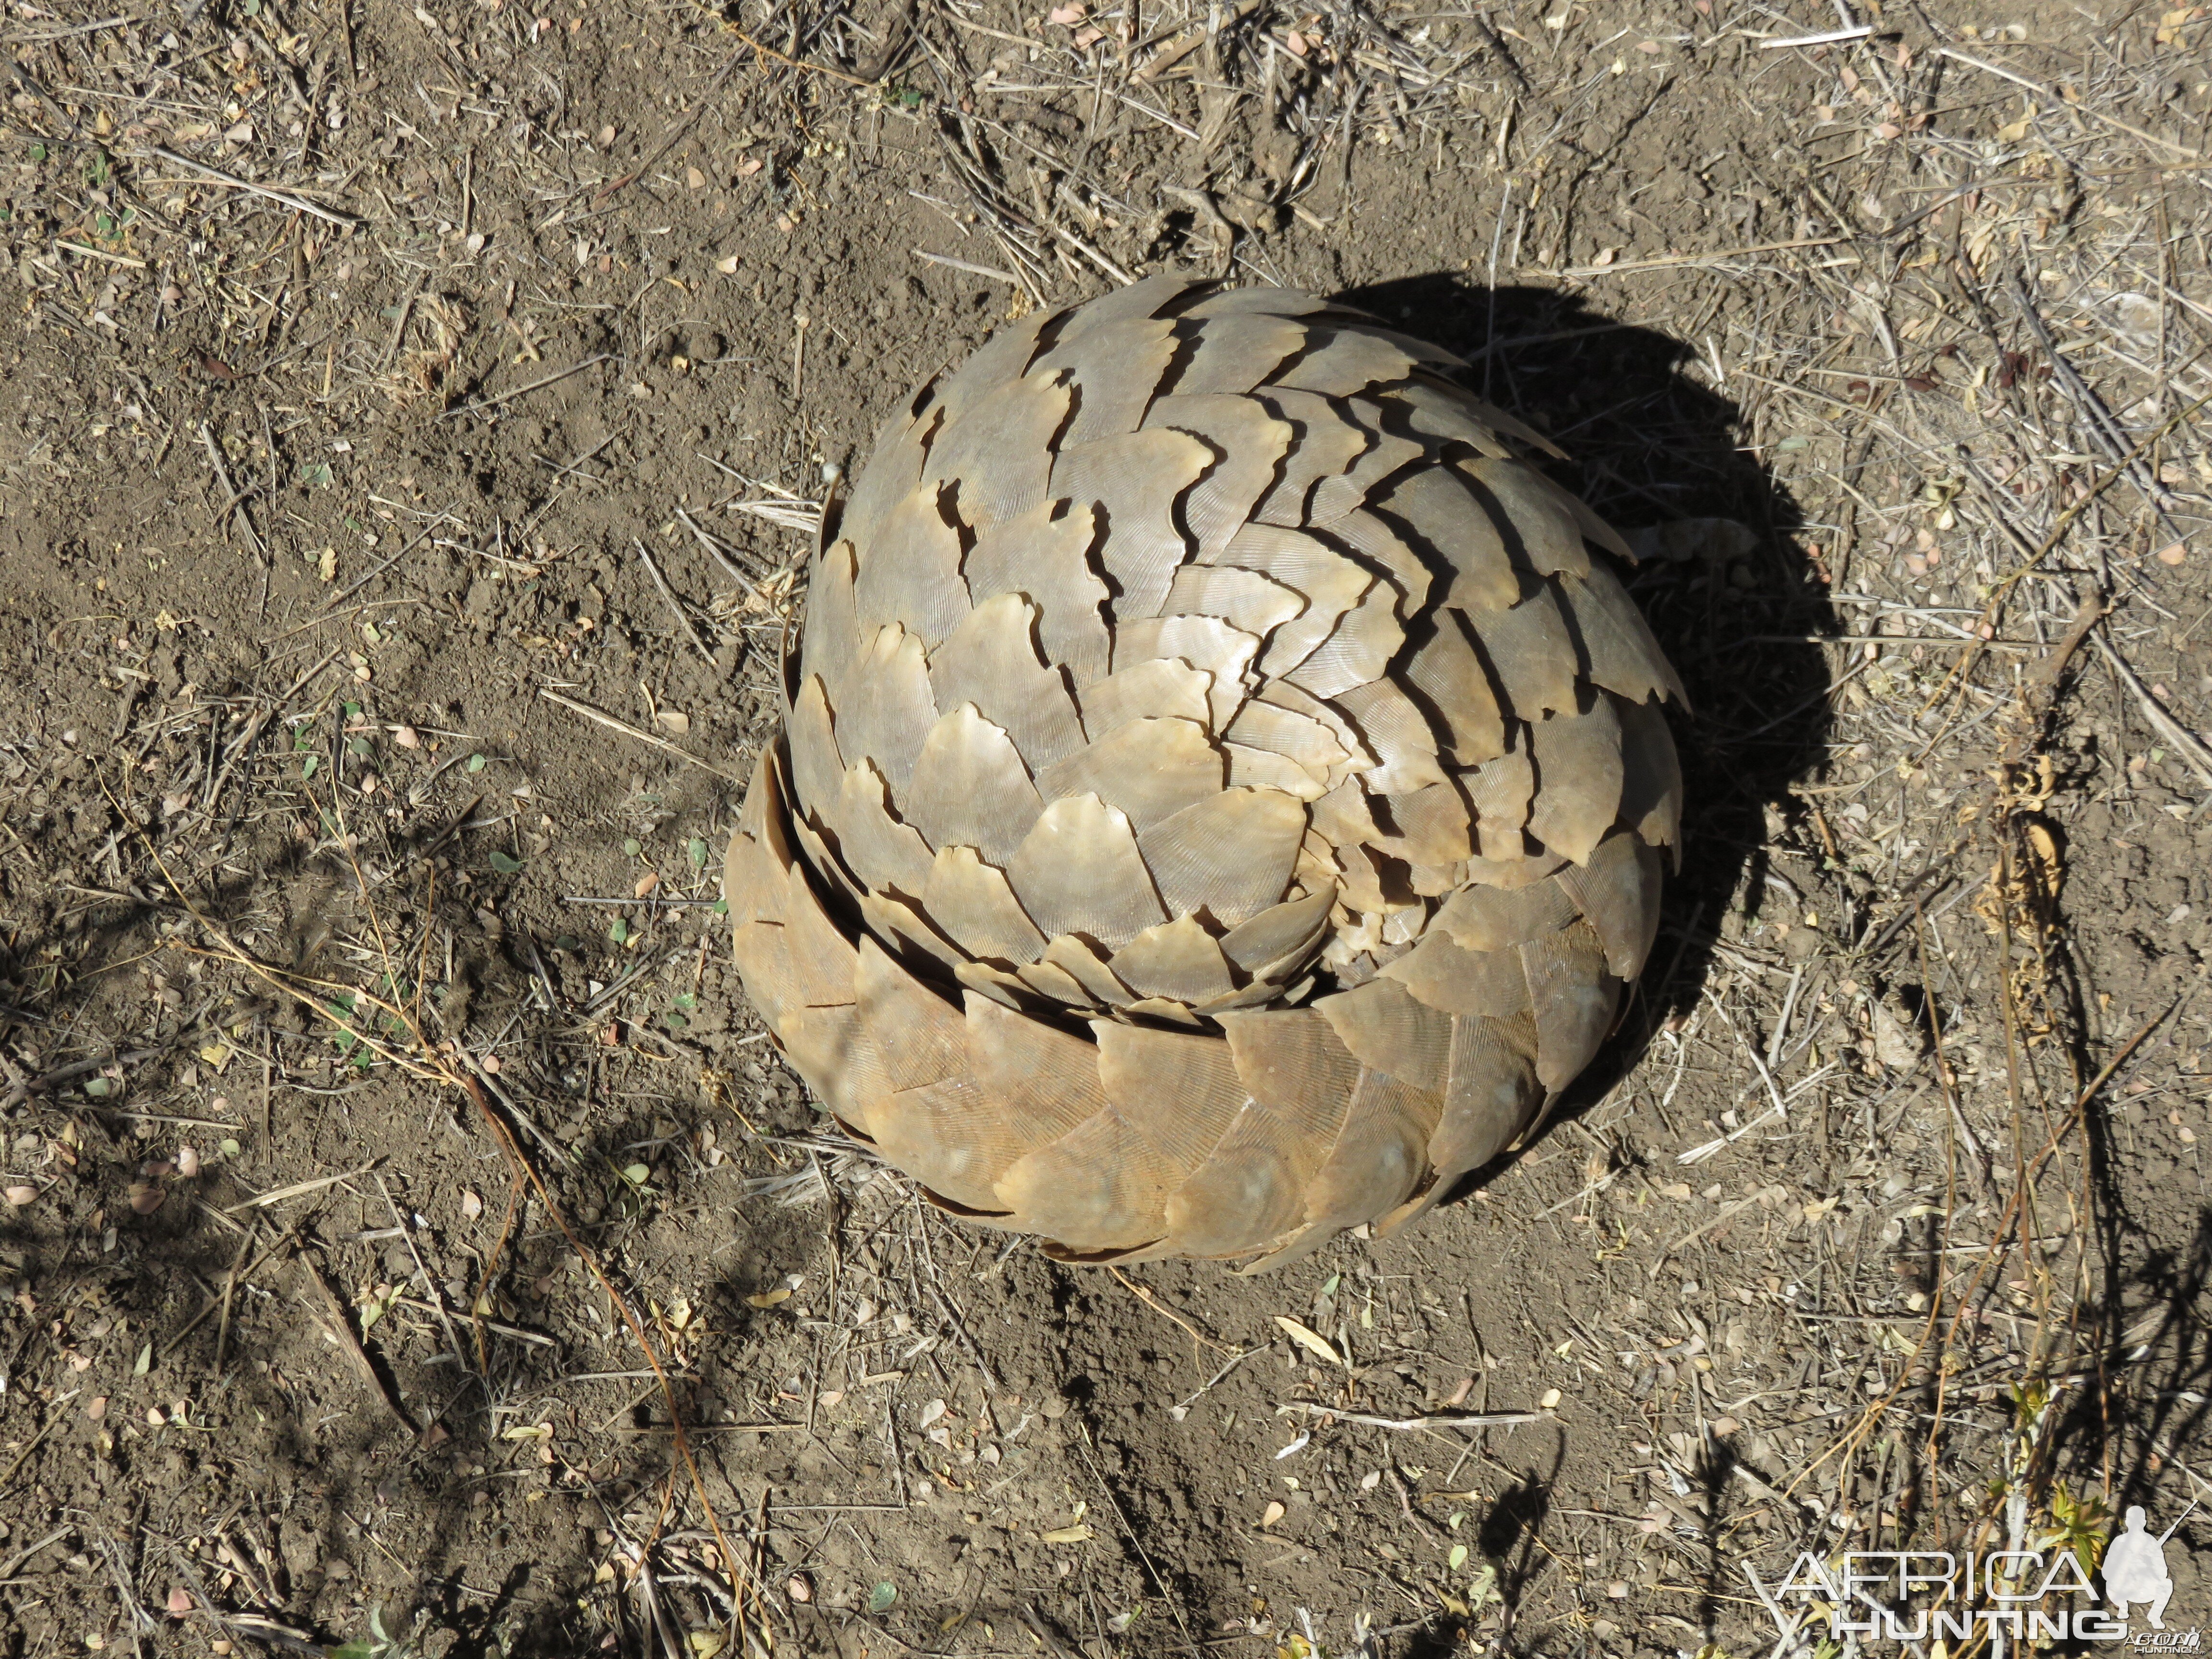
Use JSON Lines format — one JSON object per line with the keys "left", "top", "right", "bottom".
{"left": 1274, "top": 1315, "right": 1346, "bottom": 1368}
{"left": 3, "top": 1184, "right": 36, "bottom": 1207}
{"left": 1869, "top": 1001, "right": 1922, "bottom": 1069}
{"left": 86, "top": 1396, "right": 108, "bottom": 1421}
{"left": 460, "top": 1190, "right": 483, "bottom": 1219}
{"left": 747, "top": 1286, "right": 793, "bottom": 1309}
{"left": 1040, "top": 1524, "right": 1095, "bottom": 1544}
{"left": 1539, "top": 1388, "right": 1563, "bottom": 1410}
{"left": 2155, "top": 542, "right": 2186, "bottom": 566}
{"left": 635, "top": 870, "right": 661, "bottom": 899}
{"left": 1260, "top": 1500, "right": 1286, "bottom": 1528}
{"left": 655, "top": 710, "right": 691, "bottom": 735}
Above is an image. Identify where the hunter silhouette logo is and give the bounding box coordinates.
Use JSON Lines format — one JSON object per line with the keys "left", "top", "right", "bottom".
{"left": 2106, "top": 1505, "right": 2180, "bottom": 1630}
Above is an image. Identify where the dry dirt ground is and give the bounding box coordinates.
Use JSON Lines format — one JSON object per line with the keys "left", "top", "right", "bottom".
{"left": 3, "top": 0, "right": 2211, "bottom": 1655}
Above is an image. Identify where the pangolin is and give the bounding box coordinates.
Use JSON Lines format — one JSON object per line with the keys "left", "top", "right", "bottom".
{"left": 723, "top": 275, "right": 1683, "bottom": 1269}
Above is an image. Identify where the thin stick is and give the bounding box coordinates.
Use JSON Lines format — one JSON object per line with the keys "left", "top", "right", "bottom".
{"left": 914, "top": 248, "right": 1021, "bottom": 284}
{"left": 592, "top": 46, "right": 751, "bottom": 204}
{"left": 213, "top": 1223, "right": 257, "bottom": 1373}
{"left": 438, "top": 353, "right": 617, "bottom": 421}
{"left": 1935, "top": 49, "right": 2201, "bottom": 158}
{"left": 325, "top": 514, "right": 450, "bottom": 607}
{"left": 1758, "top": 24, "right": 1872, "bottom": 48}
{"left": 296, "top": 1247, "right": 415, "bottom": 1431}
{"left": 1557, "top": 236, "right": 1846, "bottom": 277}
{"left": 147, "top": 145, "right": 363, "bottom": 226}
{"left": 55, "top": 240, "right": 146, "bottom": 268}
{"left": 1275, "top": 1402, "right": 1542, "bottom": 1431}
{"left": 634, "top": 538, "right": 715, "bottom": 663}
{"left": 1, "top": 15, "right": 136, "bottom": 42}
{"left": 2090, "top": 629, "right": 2212, "bottom": 787}
{"left": 198, "top": 421, "right": 265, "bottom": 559}
{"left": 538, "top": 689, "right": 750, "bottom": 782}
{"left": 672, "top": 508, "right": 768, "bottom": 606}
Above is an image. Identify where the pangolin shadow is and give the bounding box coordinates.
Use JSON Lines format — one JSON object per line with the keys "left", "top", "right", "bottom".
{"left": 1334, "top": 273, "right": 1838, "bottom": 1189}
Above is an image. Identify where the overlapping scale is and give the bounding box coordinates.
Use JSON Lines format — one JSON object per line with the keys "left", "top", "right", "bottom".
{"left": 726, "top": 275, "right": 1685, "bottom": 1266}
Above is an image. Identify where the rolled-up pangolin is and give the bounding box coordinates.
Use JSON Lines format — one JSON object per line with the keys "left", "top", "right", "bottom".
{"left": 723, "top": 276, "right": 1683, "bottom": 1269}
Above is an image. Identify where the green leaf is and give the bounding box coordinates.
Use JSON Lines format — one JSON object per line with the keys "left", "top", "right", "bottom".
{"left": 349, "top": 735, "right": 375, "bottom": 757}
{"left": 622, "top": 1163, "right": 650, "bottom": 1187}
{"left": 133, "top": 1342, "right": 152, "bottom": 1376}
{"left": 466, "top": 753, "right": 488, "bottom": 773}
{"left": 28, "top": 142, "right": 48, "bottom": 163}
{"left": 489, "top": 850, "right": 525, "bottom": 875}
{"left": 301, "top": 754, "right": 320, "bottom": 779}
{"left": 301, "top": 461, "right": 334, "bottom": 488}
{"left": 867, "top": 1582, "right": 898, "bottom": 1614}
{"left": 1448, "top": 1543, "right": 1468, "bottom": 1571}
{"left": 664, "top": 1013, "right": 687, "bottom": 1030}
{"left": 220, "top": 1138, "right": 242, "bottom": 1157}
{"left": 688, "top": 837, "right": 709, "bottom": 869}
{"left": 675, "top": 992, "right": 697, "bottom": 1010}
{"left": 343, "top": 701, "right": 362, "bottom": 720}
{"left": 83, "top": 1076, "right": 111, "bottom": 1098}
{"left": 712, "top": 899, "right": 728, "bottom": 916}
{"left": 623, "top": 837, "right": 643, "bottom": 858}
{"left": 609, "top": 917, "right": 629, "bottom": 945}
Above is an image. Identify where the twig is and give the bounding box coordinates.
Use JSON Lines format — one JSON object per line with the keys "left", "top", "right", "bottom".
{"left": 1935, "top": 49, "right": 2201, "bottom": 158}
{"left": 537, "top": 689, "right": 750, "bottom": 783}
{"left": 1758, "top": 24, "right": 1873, "bottom": 48}
{"left": 2090, "top": 628, "right": 2212, "bottom": 787}
{"left": 198, "top": 422, "right": 265, "bottom": 559}
{"left": 0, "top": 1046, "right": 159, "bottom": 1112}
{"left": 438, "top": 353, "right": 617, "bottom": 421}
{"left": 914, "top": 248, "right": 1021, "bottom": 284}
{"left": 592, "top": 47, "right": 750, "bottom": 204}
{"left": 146, "top": 146, "right": 363, "bottom": 226}
{"left": 1558, "top": 236, "right": 1845, "bottom": 278}
{"left": 325, "top": 514, "right": 449, "bottom": 607}
{"left": 634, "top": 538, "right": 716, "bottom": 664}
{"left": 1274, "top": 1402, "right": 1542, "bottom": 1431}
{"left": 295, "top": 1246, "right": 417, "bottom": 1432}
